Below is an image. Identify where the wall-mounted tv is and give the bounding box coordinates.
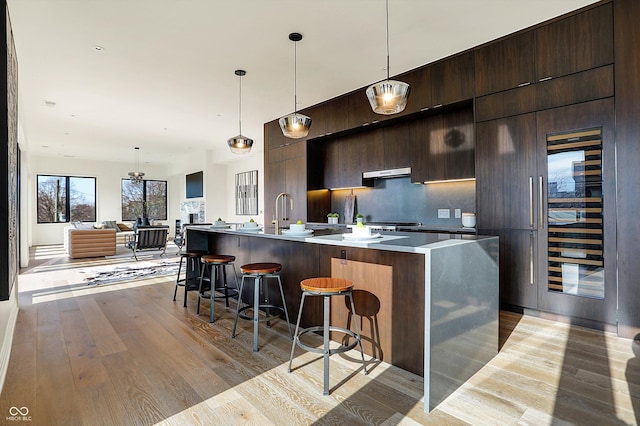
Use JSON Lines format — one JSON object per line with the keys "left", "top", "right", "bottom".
{"left": 186, "top": 171, "right": 203, "bottom": 198}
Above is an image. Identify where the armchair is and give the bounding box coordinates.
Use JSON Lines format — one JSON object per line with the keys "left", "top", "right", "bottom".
{"left": 125, "top": 225, "right": 170, "bottom": 260}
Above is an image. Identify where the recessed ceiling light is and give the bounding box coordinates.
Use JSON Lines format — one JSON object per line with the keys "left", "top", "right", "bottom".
{"left": 44, "top": 100, "right": 56, "bottom": 107}
{"left": 92, "top": 45, "right": 105, "bottom": 52}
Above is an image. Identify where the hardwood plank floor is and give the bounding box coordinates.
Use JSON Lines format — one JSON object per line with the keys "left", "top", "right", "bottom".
{"left": 1, "top": 247, "right": 639, "bottom": 425}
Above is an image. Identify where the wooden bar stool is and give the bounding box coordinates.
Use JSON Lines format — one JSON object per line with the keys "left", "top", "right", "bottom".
{"left": 288, "top": 277, "right": 368, "bottom": 395}
{"left": 232, "top": 262, "right": 292, "bottom": 352}
{"left": 173, "top": 250, "right": 207, "bottom": 307}
{"left": 197, "top": 254, "right": 239, "bottom": 323}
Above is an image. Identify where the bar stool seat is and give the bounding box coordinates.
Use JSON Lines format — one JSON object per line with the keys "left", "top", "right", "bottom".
{"left": 288, "top": 277, "right": 368, "bottom": 395}
{"left": 232, "top": 262, "right": 292, "bottom": 352}
{"left": 173, "top": 250, "right": 207, "bottom": 307}
{"left": 197, "top": 254, "right": 239, "bottom": 323}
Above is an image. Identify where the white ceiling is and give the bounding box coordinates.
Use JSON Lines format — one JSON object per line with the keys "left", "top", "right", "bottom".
{"left": 7, "top": 0, "right": 598, "bottom": 167}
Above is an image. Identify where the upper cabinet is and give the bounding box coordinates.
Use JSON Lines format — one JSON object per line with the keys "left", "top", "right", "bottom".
{"left": 299, "top": 103, "right": 326, "bottom": 140}
{"left": 324, "top": 95, "right": 349, "bottom": 136}
{"left": 535, "top": 3, "right": 613, "bottom": 81}
{"left": 474, "top": 31, "right": 536, "bottom": 97}
{"left": 347, "top": 90, "right": 378, "bottom": 129}
{"left": 394, "top": 65, "right": 432, "bottom": 116}
{"left": 430, "top": 51, "right": 474, "bottom": 107}
{"left": 411, "top": 107, "right": 474, "bottom": 183}
{"left": 265, "top": 119, "right": 287, "bottom": 150}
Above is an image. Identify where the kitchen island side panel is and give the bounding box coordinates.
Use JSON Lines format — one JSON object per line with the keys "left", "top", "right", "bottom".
{"left": 425, "top": 237, "right": 499, "bottom": 411}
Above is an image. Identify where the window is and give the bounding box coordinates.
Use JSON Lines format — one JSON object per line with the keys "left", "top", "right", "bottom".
{"left": 37, "top": 175, "right": 96, "bottom": 223}
{"left": 121, "top": 179, "right": 167, "bottom": 221}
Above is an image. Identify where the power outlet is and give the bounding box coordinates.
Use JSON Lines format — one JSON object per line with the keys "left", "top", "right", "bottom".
{"left": 455, "top": 209, "right": 461, "bottom": 219}
{"left": 438, "top": 209, "right": 450, "bottom": 219}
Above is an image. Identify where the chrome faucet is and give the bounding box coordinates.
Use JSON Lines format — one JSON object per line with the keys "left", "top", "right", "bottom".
{"left": 273, "top": 192, "right": 294, "bottom": 234}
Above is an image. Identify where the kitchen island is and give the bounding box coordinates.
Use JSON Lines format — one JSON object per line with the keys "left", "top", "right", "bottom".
{"left": 186, "top": 225, "right": 498, "bottom": 412}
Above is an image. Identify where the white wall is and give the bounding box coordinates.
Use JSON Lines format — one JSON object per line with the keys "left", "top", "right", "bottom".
{"left": 27, "top": 148, "right": 265, "bottom": 246}
{"left": 29, "top": 155, "right": 169, "bottom": 246}
{"left": 167, "top": 149, "right": 265, "bottom": 227}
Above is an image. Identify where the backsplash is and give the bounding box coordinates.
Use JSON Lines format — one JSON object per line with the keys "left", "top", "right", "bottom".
{"left": 330, "top": 177, "right": 475, "bottom": 228}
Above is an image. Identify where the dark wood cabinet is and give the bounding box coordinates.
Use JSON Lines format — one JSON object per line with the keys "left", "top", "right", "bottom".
{"left": 614, "top": 0, "right": 640, "bottom": 338}
{"left": 319, "top": 131, "right": 383, "bottom": 189}
{"left": 395, "top": 65, "right": 431, "bottom": 116}
{"left": 382, "top": 122, "right": 413, "bottom": 170}
{"left": 475, "top": 85, "right": 536, "bottom": 122}
{"left": 535, "top": 65, "right": 614, "bottom": 111}
{"left": 412, "top": 108, "right": 474, "bottom": 183}
{"left": 347, "top": 90, "right": 378, "bottom": 129}
{"left": 474, "top": 31, "right": 536, "bottom": 97}
{"left": 265, "top": 119, "right": 287, "bottom": 150}
{"left": 430, "top": 51, "right": 474, "bottom": 107}
{"left": 479, "top": 229, "right": 538, "bottom": 309}
{"left": 298, "top": 103, "right": 326, "bottom": 139}
{"left": 535, "top": 3, "right": 613, "bottom": 81}
{"left": 324, "top": 95, "right": 349, "bottom": 135}
{"left": 475, "top": 113, "right": 537, "bottom": 230}
{"left": 264, "top": 142, "right": 307, "bottom": 225}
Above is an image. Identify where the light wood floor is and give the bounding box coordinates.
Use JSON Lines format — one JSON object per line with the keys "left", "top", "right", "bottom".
{"left": 2, "top": 248, "right": 639, "bottom": 425}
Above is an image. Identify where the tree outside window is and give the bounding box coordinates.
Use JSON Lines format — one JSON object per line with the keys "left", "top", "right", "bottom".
{"left": 121, "top": 179, "right": 167, "bottom": 221}
{"left": 37, "top": 175, "right": 96, "bottom": 223}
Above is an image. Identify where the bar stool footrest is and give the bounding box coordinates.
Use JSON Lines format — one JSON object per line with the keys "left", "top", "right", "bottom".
{"left": 213, "top": 287, "right": 239, "bottom": 299}
{"left": 237, "top": 304, "right": 286, "bottom": 323}
{"left": 295, "top": 326, "right": 359, "bottom": 355}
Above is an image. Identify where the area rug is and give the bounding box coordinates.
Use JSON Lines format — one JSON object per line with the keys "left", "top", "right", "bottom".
{"left": 82, "top": 258, "right": 180, "bottom": 286}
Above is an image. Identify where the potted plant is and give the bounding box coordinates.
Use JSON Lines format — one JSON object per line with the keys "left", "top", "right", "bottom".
{"left": 327, "top": 212, "right": 339, "bottom": 224}
{"left": 355, "top": 213, "right": 365, "bottom": 224}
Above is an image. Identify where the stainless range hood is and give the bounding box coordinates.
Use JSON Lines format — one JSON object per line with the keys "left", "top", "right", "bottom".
{"left": 362, "top": 167, "right": 411, "bottom": 179}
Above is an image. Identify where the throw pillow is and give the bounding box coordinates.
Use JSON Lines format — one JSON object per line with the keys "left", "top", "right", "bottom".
{"left": 75, "top": 222, "right": 95, "bottom": 230}
{"left": 102, "top": 220, "right": 118, "bottom": 230}
{"left": 117, "top": 223, "right": 133, "bottom": 232}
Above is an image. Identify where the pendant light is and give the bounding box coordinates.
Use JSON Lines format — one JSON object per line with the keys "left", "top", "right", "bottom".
{"left": 366, "top": 0, "right": 410, "bottom": 115}
{"left": 279, "top": 32, "right": 312, "bottom": 139}
{"left": 128, "top": 147, "right": 145, "bottom": 183}
{"left": 227, "top": 69, "right": 254, "bottom": 154}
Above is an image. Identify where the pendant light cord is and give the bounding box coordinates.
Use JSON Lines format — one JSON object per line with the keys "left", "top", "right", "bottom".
{"left": 238, "top": 73, "right": 243, "bottom": 135}
{"left": 294, "top": 39, "right": 298, "bottom": 114}
{"left": 386, "top": 0, "right": 390, "bottom": 81}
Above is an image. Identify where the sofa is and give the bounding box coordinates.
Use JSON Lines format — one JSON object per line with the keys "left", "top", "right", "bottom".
{"left": 64, "top": 226, "right": 117, "bottom": 259}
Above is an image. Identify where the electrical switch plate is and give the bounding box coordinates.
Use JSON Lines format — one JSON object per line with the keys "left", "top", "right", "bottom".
{"left": 455, "top": 209, "right": 461, "bottom": 218}
{"left": 438, "top": 209, "right": 450, "bottom": 219}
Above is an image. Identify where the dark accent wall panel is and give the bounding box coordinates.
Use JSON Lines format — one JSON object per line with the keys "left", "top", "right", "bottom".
{"left": 614, "top": 0, "right": 640, "bottom": 338}
{"left": 1, "top": 2, "right": 18, "bottom": 301}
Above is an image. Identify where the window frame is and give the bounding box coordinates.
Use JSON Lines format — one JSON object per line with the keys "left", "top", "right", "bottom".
{"left": 36, "top": 174, "right": 97, "bottom": 224}
{"left": 121, "top": 178, "right": 168, "bottom": 222}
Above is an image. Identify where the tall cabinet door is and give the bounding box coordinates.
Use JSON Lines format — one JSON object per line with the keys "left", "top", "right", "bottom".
{"left": 475, "top": 113, "right": 538, "bottom": 230}
{"left": 476, "top": 114, "right": 538, "bottom": 309}
{"left": 536, "top": 98, "right": 616, "bottom": 325}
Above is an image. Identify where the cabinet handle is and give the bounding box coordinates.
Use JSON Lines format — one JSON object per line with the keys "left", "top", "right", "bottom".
{"left": 529, "top": 176, "right": 534, "bottom": 229}
{"left": 539, "top": 76, "right": 552, "bottom": 82}
{"left": 539, "top": 176, "right": 544, "bottom": 229}
{"left": 529, "top": 232, "right": 535, "bottom": 285}
{"left": 433, "top": 104, "right": 443, "bottom": 108}
{"left": 518, "top": 82, "right": 531, "bottom": 87}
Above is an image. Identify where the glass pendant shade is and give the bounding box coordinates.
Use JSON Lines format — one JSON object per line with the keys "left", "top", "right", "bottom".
{"left": 228, "top": 69, "right": 253, "bottom": 154}
{"left": 366, "top": 80, "right": 410, "bottom": 115}
{"left": 227, "top": 135, "right": 254, "bottom": 155}
{"left": 278, "top": 112, "right": 312, "bottom": 139}
{"left": 280, "top": 32, "right": 312, "bottom": 139}
{"left": 128, "top": 147, "right": 145, "bottom": 182}
{"left": 367, "top": 0, "right": 410, "bottom": 115}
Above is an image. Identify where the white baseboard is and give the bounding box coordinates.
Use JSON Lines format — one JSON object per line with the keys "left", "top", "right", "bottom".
{"left": 0, "top": 295, "right": 19, "bottom": 394}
